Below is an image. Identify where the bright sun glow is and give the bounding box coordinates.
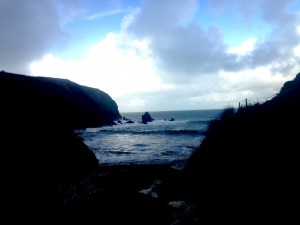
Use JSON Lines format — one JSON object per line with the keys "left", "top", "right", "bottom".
{"left": 30, "top": 33, "right": 165, "bottom": 99}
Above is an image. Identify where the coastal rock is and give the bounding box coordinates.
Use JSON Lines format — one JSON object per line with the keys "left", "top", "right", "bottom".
{"left": 0, "top": 71, "right": 121, "bottom": 129}
{"left": 0, "top": 71, "right": 120, "bottom": 211}
{"left": 142, "top": 112, "right": 154, "bottom": 124}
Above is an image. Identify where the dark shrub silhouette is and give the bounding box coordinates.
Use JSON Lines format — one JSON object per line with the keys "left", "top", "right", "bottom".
{"left": 219, "top": 105, "right": 236, "bottom": 120}
{"left": 184, "top": 72, "right": 300, "bottom": 224}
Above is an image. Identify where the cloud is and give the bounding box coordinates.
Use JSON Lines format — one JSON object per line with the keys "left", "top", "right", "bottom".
{"left": 248, "top": 1, "right": 300, "bottom": 69}
{"left": 25, "top": 0, "right": 300, "bottom": 111}
{"left": 29, "top": 33, "right": 169, "bottom": 99}
{"left": 85, "top": 8, "right": 130, "bottom": 21}
{"left": 124, "top": 0, "right": 199, "bottom": 37}
{"left": 217, "top": 0, "right": 300, "bottom": 74}
{"left": 125, "top": 0, "right": 235, "bottom": 77}
{"left": 124, "top": 0, "right": 300, "bottom": 78}
{"left": 227, "top": 38, "right": 256, "bottom": 57}
{"left": 0, "top": 0, "right": 69, "bottom": 73}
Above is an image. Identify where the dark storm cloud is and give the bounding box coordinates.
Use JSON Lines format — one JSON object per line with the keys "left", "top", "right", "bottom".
{"left": 0, "top": 0, "right": 66, "bottom": 73}
{"left": 126, "top": 0, "right": 300, "bottom": 78}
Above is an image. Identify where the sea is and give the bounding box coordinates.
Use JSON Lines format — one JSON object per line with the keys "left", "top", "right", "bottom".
{"left": 76, "top": 109, "right": 222, "bottom": 169}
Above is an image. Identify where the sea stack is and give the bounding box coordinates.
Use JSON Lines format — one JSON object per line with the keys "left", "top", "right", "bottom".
{"left": 141, "top": 112, "right": 154, "bottom": 124}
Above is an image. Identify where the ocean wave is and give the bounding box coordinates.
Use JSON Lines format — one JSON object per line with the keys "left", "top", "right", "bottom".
{"left": 79, "top": 109, "right": 221, "bottom": 168}
{"left": 164, "top": 129, "right": 205, "bottom": 135}
{"left": 83, "top": 129, "right": 206, "bottom": 136}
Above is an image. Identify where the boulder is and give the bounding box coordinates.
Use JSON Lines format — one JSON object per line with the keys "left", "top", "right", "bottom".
{"left": 141, "top": 112, "right": 154, "bottom": 124}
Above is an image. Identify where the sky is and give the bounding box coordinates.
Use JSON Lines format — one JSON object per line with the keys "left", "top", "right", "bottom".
{"left": 1, "top": 0, "right": 300, "bottom": 112}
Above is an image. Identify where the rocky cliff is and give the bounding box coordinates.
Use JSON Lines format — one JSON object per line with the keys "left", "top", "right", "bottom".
{"left": 183, "top": 72, "right": 300, "bottom": 224}
{"left": 0, "top": 71, "right": 121, "bottom": 129}
{"left": 0, "top": 71, "right": 121, "bottom": 213}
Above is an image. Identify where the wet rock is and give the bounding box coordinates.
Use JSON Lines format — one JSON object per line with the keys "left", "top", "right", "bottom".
{"left": 142, "top": 112, "right": 154, "bottom": 124}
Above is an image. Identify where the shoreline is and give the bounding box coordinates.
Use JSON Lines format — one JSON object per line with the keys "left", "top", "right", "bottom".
{"left": 97, "top": 159, "right": 188, "bottom": 170}
{"left": 61, "top": 163, "right": 184, "bottom": 202}
{"left": 55, "top": 163, "right": 187, "bottom": 224}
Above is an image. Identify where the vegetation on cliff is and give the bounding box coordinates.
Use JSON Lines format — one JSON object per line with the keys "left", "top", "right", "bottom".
{"left": 183, "top": 72, "right": 300, "bottom": 224}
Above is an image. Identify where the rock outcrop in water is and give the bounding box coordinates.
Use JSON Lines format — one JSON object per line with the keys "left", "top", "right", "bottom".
{"left": 141, "top": 112, "right": 154, "bottom": 124}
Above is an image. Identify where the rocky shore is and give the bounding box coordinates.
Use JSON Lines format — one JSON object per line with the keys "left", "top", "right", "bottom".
{"left": 1, "top": 71, "right": 299, "bottom": 224}
{"left": 55, "top": 164, "right": 184, "bottom": 224}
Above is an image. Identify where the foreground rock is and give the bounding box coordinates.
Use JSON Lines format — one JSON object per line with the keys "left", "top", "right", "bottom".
{"left": 58, "top": 164, "right": 181, "bottom": 224}
{"left": 0, "top": 71, "right": 120, "bottom": 214}
{"left": 183, "top": 72, "right": 300, "bottom": 224}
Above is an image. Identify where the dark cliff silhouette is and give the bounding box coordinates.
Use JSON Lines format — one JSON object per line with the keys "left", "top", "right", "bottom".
{"left": 0, "top": 71, "right": 121, "bottom": 213}
{"left": 182, "top": 72, "right": 300, "bottom": 224}
{"left": 0, "top": 71, "right": 121, "bottom": 129}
